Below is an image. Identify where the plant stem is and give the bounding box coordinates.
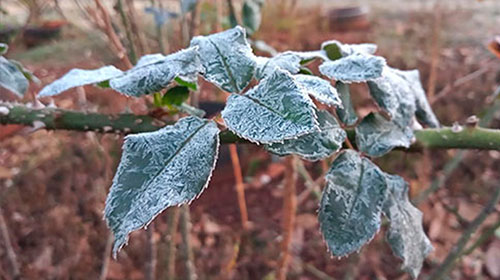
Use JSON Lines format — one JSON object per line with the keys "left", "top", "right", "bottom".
{"left": 116, "top": 0, "right": 138, "bottom": 64}
{"left": 2, "top": 102, "right": 500, "bottom": 150}
{"left": 146, "top": 224, "right": 157, "bottom": 280}
{"left": 99, "top": 233, "right": 113, "bottom": 280}
{"left": 229, "top": 144, "right": 249, "bottom": 230}
{"left": 164, "top": 207, "right": 180, "bottom": 280}
{"left": 277, "top": 156, "right": 298, "bottom": 280}
{"left": 428, "top": 185, "right": 500, "bottom": 280}
{"left": 0, "top": 207, "right": 20, "bottom": 279}
{"left": 180, "top": 205, "right": 196, "bottom": 280}
{"left": 461, "top": 217, "right": 500, "bottom": 256}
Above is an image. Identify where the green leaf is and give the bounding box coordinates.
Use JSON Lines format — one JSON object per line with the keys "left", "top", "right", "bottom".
{"left": 242, "top": 0, "right": 264, "bottom": 35}
{"left": 0, "top": 56, "right": 29, "bottom": 97}
{"left": 335, "top": 82, "right": 358, "bottom": 126}
{"left": 110, "top": 47, "right": 203, "bottom": 97}
{"left": 190, "top": 26, "right": 256, "bottom": 93}
{"left": 321, "top": 40, "right": 377, "bottom": 60}
{"left": 266, "top": 110, "right": 346, "bottom": 161}
{"left": 221, "top": 69, "right": 318, "bottom": 144}
{"left": 383, "top": 174, "right": 433, "bottom": 279}
{"left": 355, "top": 113, "right": 413, "bottom": 157}
{"left": 395, "top": 69, "right": 440, "bottom": 128}
{"left": 294, "top": 74, "right": 342, "bottom": 107}
{"left": 319, "top": 150, "right": 388, "bottom": 256}
{"left": 319, "top": 53, "right": 386, "bottom": 83}
{"left": 174, "top": 76, "right": 197, "bottom": 91}
{"left": 255, "top": 51, "right": 325, "bottom": 80}
{"left": 38, "top": 65, "right": 123, "bottom": 97}
{"left": 0, "top": 43, "right": 8, "bottom": 55}
{"left": 105, "top": 116, "right": 220, "bottom": 255}
{"left": 9, "top": 59, "right": 40, "bottom": 84}
{"left": 367, "top": 67, "right": 416, "bottom": 128}
{"left": 163, "top": 86, "right": 190, "bottom": 106}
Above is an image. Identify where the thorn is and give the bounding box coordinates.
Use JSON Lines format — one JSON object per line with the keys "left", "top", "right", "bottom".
{"left": 465, "top": 115, "right": 479, "bottom": 127}
{"left": 451, "top": 122, "right": 463, "bottom": 133}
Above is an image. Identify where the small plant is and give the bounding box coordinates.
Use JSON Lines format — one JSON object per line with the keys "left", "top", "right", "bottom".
{"left": 1, "top": 26, "right": 500, "bottom": 279}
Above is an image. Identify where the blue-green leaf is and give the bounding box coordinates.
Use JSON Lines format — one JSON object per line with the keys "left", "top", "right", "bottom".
{"left": 221, "top": 69, "right": 318, "bottom": 144}
{"left": 395, "top": 69, "right": 440, "bottom": 128}
{"left": 319, "top": 53, "right": 386, "bottom": 83}
{"left": 181, "top": 0, "right": 198, "bottom": 14}
{"left": 255, "top": 51, "right": 325, "bottom": 80}
{"left": 383, "top": 175, "right": 433, "bottom": 279}
{"left": 367, "top": 67, "right": 417, "bottom": 128}
{"left": 110, "top": 47, "right": 203, "bottom": 97}
{"left": 242, "top": 0, "right": 264, "bottom": 35}
{"left": 38, "top": 65, "right": 123, "bottom": 97}
{"left": 355, "top": 113, "right": 413, "bottom": 157}
{"left": 266, "top": 110, "right": 346, "bottom": 161}
{"left": 335, "top": 82, "right": 358, "bottom": 126}
{"left": 294, "top": 74, "right": 342, "bottom": 107}
{"left": 190, "top": 26, "right": 256, "bottom": 93}
{"left": 0, "top": 43, "right": 8, "bottom": 55}
{"left": 319, "top": 150, "right": 388, "bottom": 256}
{"left": 321, "top": 40, "right": 377, "bottom": 60}
{"left": 105, "top": 116, "right": 220, "bottom": 255}
{"left": 0, "top": 56, "right": 29, "bottom": 97}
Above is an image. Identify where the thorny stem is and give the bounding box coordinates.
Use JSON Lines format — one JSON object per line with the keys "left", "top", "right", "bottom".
{"left": 2, "top": 102, "right": 500, "bottom": 150}
{"left": 277, "top": 156, "right": 298, "bottom": 280}
{"left": 428, "top": 185, "right": 500, "bottom": 280}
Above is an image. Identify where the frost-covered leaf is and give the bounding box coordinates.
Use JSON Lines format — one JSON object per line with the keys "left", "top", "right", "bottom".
{"left": 222, "top": 69, "right": 318, "bottom": 144}
{"left": 319, "top": 53, "right": 386, "bottom": 83}
{"left": 38, "top": 66, "right": 123, "bottom": 97}
{"left": 383, "top": 174, "right": 433, "bottom": 279}
{"left": 242, "top": 0, "right": 264, "bottom": 35}
{"left": 190, "top": 26, "right": 256, "bottom": 93}
{"left": 335, "top": 82, "right": 358, "bottom": 126}
{"left": 0, "top": 43, "right": 8, "bottom": 55}
{"left": 294, "top": 74, "right": 342, "bottom": 107}
{"left": 321, "top": 40, "right": 377, "bottom": 60}
{"left": 251, "top": 39, "right": 278, "bottom": 56}
{"left": 110, "top": 47, "right": 203, "bottom": 97}
{"left": 135, "top": 53, "right": 166, "bottom": 67}
{"left": 395, "top": 69, "right": 440, "bottom": 128}
{"left": 9, "top": 60, "right": 40, "bottom": 84}
{"left": 105, "top": 116, "right": 220, "bottom": 254}
{"left": 255, "top": 51, "right": 325, "bottom": 80}
{"left": 367, "top": 67, "right": 416, "bottom": 128}
{"left": 266, "top": 110, "right": 346, "bottom": 161}
{"left": 355, "top": 113, "right": 413, "bottom": 157}
{"left": 319, "top": 150, "right": 388, "bottom": 256}
{"left": 0, "top": 56, "right": 29, "bottom": 97}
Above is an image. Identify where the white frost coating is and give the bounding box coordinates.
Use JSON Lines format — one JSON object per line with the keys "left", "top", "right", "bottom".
{"left": 382, "top": 175, "right": 433, "bottom": 279}
{"left": 355, "top": 112, "right": 413, "bottom": 157}
{"left": 135, "top": 53, "right": 166, "bottom": 67}
{"left": 321, "top": 40, "right": 377, "bottom": 60}
{"left": 38, "top": 66, "right": 123, "bottom": 97}
{"left": 0, "top": 106, "right": 9, "bottom": 115}
{"left": 393, "top": 69, "right": 440, "bottom": 128}
{"left": 104, "top": 116, "right": 220, "bottom": 255}
{"left": 0, "top": 56, "right": 29, "bottom": 97}
{"left": 294, "top": 74, "right": 342, "bottom": 107}
{"left": 190, "top": 26, "right": 256, "bottom": 93}
{"left": 266, "top": 110, "right": 346, "bottom": 161}
{"left": 110, "top": 47, "right": 203, "bottom": 96}
{"left": 221, "top": 69, "right": 319, "bottom": 144}
{"left": 319, "top": 150, "right": 388, "bottom": 257}
{"left": 255, "top": 51, "right": 326, "bottom": 80}
{"left": 367, "top": 66, "right": 417, "bottom": 128}
{"left": 319, "top": 53, "right": 386, "bottom": 83}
